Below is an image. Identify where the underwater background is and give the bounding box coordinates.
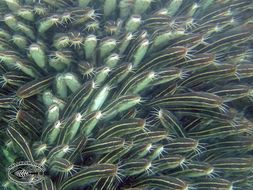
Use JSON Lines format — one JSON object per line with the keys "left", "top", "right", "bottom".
{"left": 0, "top": 0, "right": 253, "bottom": 189}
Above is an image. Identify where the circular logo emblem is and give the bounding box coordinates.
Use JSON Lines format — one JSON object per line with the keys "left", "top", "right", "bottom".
{"left": 8, "top": 161, "right": 45, "bottom": 185}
